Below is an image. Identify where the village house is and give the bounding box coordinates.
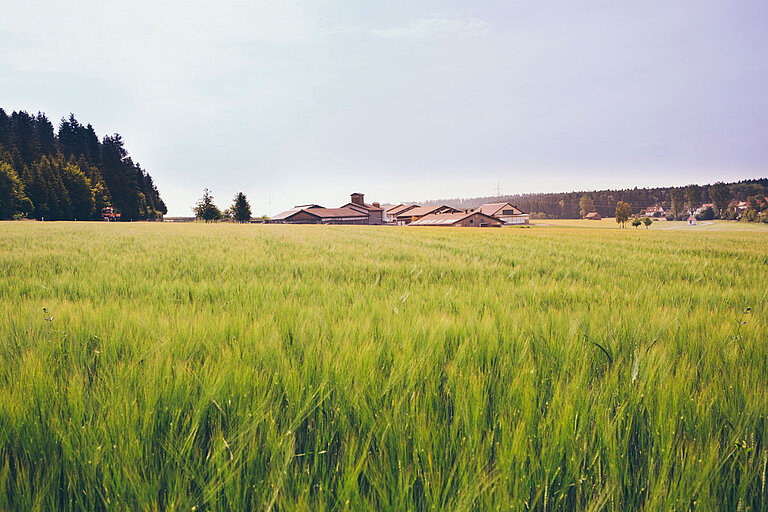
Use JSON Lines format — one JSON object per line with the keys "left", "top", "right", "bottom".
{"left": 409, "top": 211, "right": 504, "bottom": 227}
{"left": 476, "top": 202, "right": 530, "bottom": 224}
{"left": 694, "top": 203, "right": 714, "bottom": 215}
{"left": 644, "top": 205, "right": 665, "bottom": 217}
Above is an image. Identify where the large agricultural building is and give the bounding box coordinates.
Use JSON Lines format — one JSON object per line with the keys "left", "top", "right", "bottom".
{"left": 409, "top": 211, "right": 504, "bottom": 227}
{"left": 271, "top": 193, "right": 384, "bottom": 225}
{"left": 272, "top": 192, "right": 528, "bottom": 227}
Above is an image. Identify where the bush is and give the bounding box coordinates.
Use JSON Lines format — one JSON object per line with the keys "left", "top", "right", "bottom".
{"left": 741, "top": 209, "right": 758, "bottom": 222}
{"left": 696, "top": 207, "right": 715, "bottom": 221}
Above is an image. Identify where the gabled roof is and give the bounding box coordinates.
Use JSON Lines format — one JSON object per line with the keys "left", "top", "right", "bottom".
{"left": 396, "top": 205, "right": 457, "bottom": 219}
{"left": 343, "top": 202, "right": 383, "bottom": 212}
{"left": 585, "top": 212, "right": 601, "bottom": 219}
{"left": 386, "top": 203, "right": 413, "bottom": 214}
{"left": 271, "top": 208, "right": 315, "bottom": 221}
{"left": 477, "top": 202, "right": 525, "bottom": 216}
{"left": 312, "top": 207, "right": 369, "bottom": 218}
{"left": 410, "top": 211, "right": 503, "bottom": 226}
{"left": 271, "top": 206, "right": 368, "bottom": 221}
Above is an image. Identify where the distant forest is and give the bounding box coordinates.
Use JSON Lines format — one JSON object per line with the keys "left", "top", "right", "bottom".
{"left": 423, "top": 178, "right": 768, "bottom": 219}
{"left": 0, "top": 109, "right": 166, "bottom": 220}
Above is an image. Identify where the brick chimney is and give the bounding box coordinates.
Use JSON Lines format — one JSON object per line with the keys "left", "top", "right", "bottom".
{"left": 351, "top": 193, "right": 364, "bottom": 205}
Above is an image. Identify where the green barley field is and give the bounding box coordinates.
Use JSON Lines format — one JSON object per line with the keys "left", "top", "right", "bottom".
{"left": 0, "top": 221, "right": 766, "bottom": 511}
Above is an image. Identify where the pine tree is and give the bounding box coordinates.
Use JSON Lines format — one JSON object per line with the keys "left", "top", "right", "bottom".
{"left": 231, "top": 192, "right": 252, "bottom": 223}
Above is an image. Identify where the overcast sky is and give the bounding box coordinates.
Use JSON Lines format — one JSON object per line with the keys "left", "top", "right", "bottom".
{"left": 2, "top": 0, "right": 766, "bottom": 215}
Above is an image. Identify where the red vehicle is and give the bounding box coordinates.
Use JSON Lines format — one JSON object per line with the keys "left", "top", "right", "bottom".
{"left": 102, "top": 207, "right": 121, "bottom": 222}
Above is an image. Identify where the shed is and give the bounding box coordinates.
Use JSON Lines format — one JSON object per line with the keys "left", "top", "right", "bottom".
{"left": 585, "top": 212, "right": 601, "bottom": 220}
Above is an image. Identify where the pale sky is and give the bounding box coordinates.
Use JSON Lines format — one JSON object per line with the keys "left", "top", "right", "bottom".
{"left": 2, "top": 0, "right": 766, "bottom": 215}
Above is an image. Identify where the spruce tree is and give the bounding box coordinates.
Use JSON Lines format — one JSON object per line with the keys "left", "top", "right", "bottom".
{"left": 231, "top": 192, "right": 252, "bottom": 223}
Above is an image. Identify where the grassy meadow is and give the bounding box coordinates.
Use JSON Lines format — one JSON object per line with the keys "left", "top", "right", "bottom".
{"left": 0, "top": 221, "right": 766, "bottom": 511}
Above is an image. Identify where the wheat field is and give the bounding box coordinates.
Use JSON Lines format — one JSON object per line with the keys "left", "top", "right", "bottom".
{"left": 0, "top": 221, "right": 766, "bottom": 511}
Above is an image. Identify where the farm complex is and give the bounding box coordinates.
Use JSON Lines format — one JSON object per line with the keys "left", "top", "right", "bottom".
{"left": 272, "top": 192, "right": 530, "bottom": 226}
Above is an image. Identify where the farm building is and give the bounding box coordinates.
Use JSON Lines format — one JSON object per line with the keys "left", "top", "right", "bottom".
{"left": 270, "top": 206, "right": 369, "bottom": 224}
{"left": 476, "top": 202, "right": 529, "bottom": 225}
{"left": 410, "top": 211, "right": 503, "bottom": 227}
{"left": 385, "top": 204, "right": 419, "bottom": 223}
{"left": 687, "top": 215, "right": 697, "bottom": 226}
{"left": 341, "top": 193, "right": 384, "bottom": 225}
{"left": 271, "top": 193, "right": 384, "bottom": 225}
{"left": 585, "top": 212, "right": 602, "bottom": 220}
{"left": 395, "top": 205, "right": 459, "bottom": 225}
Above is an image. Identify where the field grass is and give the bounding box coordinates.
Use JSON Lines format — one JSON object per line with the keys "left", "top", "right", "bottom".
{"left": 0, "top": 221, "right": 766, "bottom": 511}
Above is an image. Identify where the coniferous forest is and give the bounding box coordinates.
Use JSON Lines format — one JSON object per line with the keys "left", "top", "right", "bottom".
{"left": 423, "top": 178, "right": 768, "bottom": 219}
{"left": 0, "top": 109, "right": 166, "bottom": 221}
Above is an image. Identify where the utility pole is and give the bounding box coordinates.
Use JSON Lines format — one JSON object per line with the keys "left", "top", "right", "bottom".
{"left": 496, "top": 181, "right": 501, "bottom": 198}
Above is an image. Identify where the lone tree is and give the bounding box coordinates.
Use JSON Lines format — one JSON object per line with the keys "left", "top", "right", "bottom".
{"left": 615, "top": 201, "right": 632, "bottom": 228}
{"left": 643, "top": 216, "right": 652, "bottom": 229}
{"left": 231, "top": 192, "right": 252, "bottom": 223}
{"left": 579, "top": 195, "right": 596, "bottom": 218}
{"left": 193, "top": 188, "right": 222, "bottom": 222}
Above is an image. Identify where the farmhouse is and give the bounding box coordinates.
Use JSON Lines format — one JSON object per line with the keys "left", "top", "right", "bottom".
{"left": 476, "top": 202, "right": 530, "bottom": 225}
{"left": 395, "top": 205, "right": 459, "bottom": 225}
{"left": 410, "top": 211, "right": 503, "bottom": 227}
{"left": 644, "top": 205, "right": 665, "bottom": 217}
{"left": 271, "top": 193, "right": 384, "bottom": 225}
{"left": 585, "top": 212, "right": 602, "bottom": 220}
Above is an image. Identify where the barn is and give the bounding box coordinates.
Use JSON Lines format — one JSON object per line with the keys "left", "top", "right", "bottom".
{"left": 395, "top": 205, "right": 459, "bottom": 225}
{"left": 476, "top": 202, "right": 530, "bottom": 225}
{"left": 271, "top": 193, "right": 383, "bottom": 225}
{"left": 409, "top": 211, "right": 503, "bottom": 227}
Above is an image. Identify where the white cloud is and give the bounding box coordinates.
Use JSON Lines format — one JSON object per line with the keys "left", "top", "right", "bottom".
{"left": 368, "top": 16, "right": 490, "bottom": 39}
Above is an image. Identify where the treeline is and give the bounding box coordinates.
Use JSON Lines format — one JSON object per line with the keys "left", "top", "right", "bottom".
{"left": 0, "top": 109, "right": 166, "bottom": 220}
{"left": 422, "top": 179, "right": 768, "bottom": 219}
